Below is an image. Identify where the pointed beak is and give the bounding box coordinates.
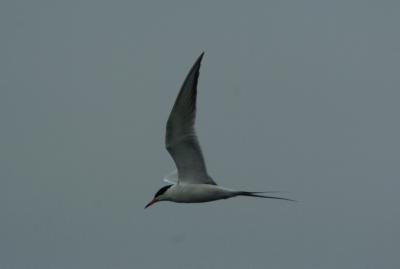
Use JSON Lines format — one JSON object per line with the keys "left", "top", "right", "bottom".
{"left": 144, "top": 198, "right": 158, "bottom": 209}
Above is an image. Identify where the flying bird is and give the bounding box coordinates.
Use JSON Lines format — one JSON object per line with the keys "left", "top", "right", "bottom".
{"left": 145, "top": 53, "right": 294, "bottom": 208}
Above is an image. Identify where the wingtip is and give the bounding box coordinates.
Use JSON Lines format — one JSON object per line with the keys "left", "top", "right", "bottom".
{"left": 197, "top": 52, "right": 205, "bottom": 62}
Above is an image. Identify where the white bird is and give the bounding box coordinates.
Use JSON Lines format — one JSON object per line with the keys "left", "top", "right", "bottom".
{"left": 145, "top": 53, "right": 294, "bottom": 208}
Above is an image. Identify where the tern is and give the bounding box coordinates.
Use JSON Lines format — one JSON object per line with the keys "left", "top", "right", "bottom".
{"left": 145, "top": 53, "right": 294, "bottom": 208}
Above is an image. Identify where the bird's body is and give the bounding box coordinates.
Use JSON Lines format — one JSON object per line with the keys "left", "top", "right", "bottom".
{"left": 162, "top": 183, "right": 236, "bottom": 203}
{"left": 145, "top": 53, "right": 294, "bottom": 208}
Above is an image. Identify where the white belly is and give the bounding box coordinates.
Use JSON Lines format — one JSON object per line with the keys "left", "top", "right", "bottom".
{"left": 168, "top": 184, "right": 235, "bottom": 203}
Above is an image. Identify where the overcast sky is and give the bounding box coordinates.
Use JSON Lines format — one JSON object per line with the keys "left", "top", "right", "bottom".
{"left": 1, "top": 1, "right": 400, "bottom": 268}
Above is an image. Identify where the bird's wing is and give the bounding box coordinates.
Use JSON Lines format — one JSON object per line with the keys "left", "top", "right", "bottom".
{"left": 165, "top": 53, "right": 216, "bottom": 185}
{"left": 163, "top": 170, "right": 178, "bottom": 184}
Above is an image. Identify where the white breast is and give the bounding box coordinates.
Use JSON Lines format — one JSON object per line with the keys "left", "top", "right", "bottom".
{"left": 167, "top": 184, "right": 236, "bottom": 203}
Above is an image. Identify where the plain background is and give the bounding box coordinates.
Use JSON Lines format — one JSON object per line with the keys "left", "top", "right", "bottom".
{"left": 1, "top": 1, "right": 400, "bottom": 268}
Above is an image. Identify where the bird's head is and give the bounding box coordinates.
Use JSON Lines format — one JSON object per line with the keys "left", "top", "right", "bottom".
{"left": 144, "top": 185, "right": 173, "bottom": 209}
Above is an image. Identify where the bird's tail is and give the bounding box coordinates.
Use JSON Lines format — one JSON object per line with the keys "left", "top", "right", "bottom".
{"left": 235, "top": 191, "right": 296, "bottom": 202}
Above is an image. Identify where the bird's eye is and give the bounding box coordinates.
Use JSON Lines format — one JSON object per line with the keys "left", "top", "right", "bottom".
{"left": 155, "top": 185, "right": 172, "bottom": 197}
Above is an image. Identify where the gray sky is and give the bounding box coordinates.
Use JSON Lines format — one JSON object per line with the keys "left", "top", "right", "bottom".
{"left": 1, "top": 1, "right": 400, "bottom": 268}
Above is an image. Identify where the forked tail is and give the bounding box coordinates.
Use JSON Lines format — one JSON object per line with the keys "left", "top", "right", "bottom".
{"left": 235, "top": 191, "right": 296, "bottom": 202}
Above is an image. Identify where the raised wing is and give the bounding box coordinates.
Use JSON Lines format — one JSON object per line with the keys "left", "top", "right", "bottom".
{"left": 163, "top": 169, "right": 178, "bottom": 184}
{"left": 165, "top": 53, "right": 216, "bottom": 185}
